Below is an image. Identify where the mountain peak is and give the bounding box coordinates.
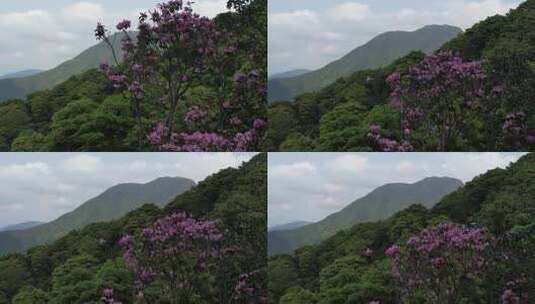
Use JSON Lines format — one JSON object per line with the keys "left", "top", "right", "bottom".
{"left": 268, "top": 176, "right": 463, "bottom": 255}
{"left": 0, "top": 176, "right": 195, "bottom": 254}
{"left": 419, "top": 24, "right": 463, "bottom": 32}
{"left": 268, "top": 24, "right": 462, "bottom": 102}
{"left": 417, "top": 176, "right": 464, "bottom": 185}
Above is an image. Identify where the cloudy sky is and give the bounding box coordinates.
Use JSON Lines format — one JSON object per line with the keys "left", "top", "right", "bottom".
{"left": 0, "top": 152, "right": 255, "bottom": 227}
{"left": 269, "top": 0, "right": 523, "bottom": 74}
{"left": 0, "top": 0, "right": 228, "bottom": 75}
{"left": 268, "top": 153, "right": 525, "bottom": 227}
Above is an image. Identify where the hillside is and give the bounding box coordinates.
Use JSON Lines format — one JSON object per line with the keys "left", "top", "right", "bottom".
{"left": 268, "top": 177, "right": 462, "bottom": 255}
{"left": 0, "top": 222, "right": 44, "bottom": 232}
{"left": 0, "top": 32, "right": 129, "bottom": 102}
{"left": 0, "top": 176, "right": 195, "bottom": 255}
{"left": 269, "top": 69, "right": 311, "bottom": 80}
{"left": 0, "top": 70, "right": 43, "bottom": 80}
{"left": 268, "top": 25, "right": 462, "bottom": 102}
{"left": 0, "top": 153, "right": 267, "bottom": 303}
{"left": 269, "top": 221, "right": 312, "bottom": 232}
{"left": 269, "top": 154, "right": 534, "bottom": 303}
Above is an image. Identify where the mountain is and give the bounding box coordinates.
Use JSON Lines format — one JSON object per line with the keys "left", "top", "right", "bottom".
{"left": 269, "top": 221, "right": 312, "bottom": 232}
{"left": 0, "top": 176, "right": 195, "bottom": 255}
{"left": 0, "top": 32, "right": 130, "bottom": 102}
{"left": 0, "top": 221, "right": 44, "bottom": 232}
{"left": 268, "top": 176, "right": 463, "bottom": 255}
{"left": 268, "top": 24, "right": 462, "bottom": 102}
{"left": 0, "top": 69, "right": 43, "bottom": 80}
{"left": 269, "top": 69, "right": 311, "bottom": 80}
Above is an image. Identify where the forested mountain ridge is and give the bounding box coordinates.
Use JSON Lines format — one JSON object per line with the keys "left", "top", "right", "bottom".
{"left": 0, "top": 176, "right": 195, "bottom": 255}
{"left": 268, "top": 0, "right": 535, "bottom": 152}
{"left": 269, "top": 154, "right": 534, "bottom": 303}
{"left": 0, "top": 32, "right": 129, "bottom": 102}
{"left": 0, "top": 154, "right": 267, "bottom": 303}
{"left": 267, "top": 25, "right": 462, "bottom": 102}
{"left": 268, "top": 177, "right": 463, "bottom": 255}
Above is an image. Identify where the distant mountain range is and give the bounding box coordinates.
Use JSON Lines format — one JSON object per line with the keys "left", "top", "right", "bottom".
{"left": 0, "top": 221, "right": 44, "bottom": 232}
{"left": 0, "top": 32, "right": 132, "bottom": 102}
{"left": 268, "top": 176, "right": 463, "bottom": 255}
{"left": 0, "top": 69, "right": 43, "bottom": 80}
{"left": 269, "top": 221, "right": 312, "bottom": 232}
{"left": 0, "top": 176, "right": 195, "bottom": 255}
{"left": 269, "top": 69, "right": 311, "bottom": 80}
{"left": 268, "top": 24, "right": 462, "bottom": 102}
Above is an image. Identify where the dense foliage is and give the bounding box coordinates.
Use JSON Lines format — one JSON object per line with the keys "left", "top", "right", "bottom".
{"left": 0, "top": 154, "right": 267, "bottom": 303}
{"left": 0, "top": 0, "right": 266, "bottom": 152}
{"left": 269, "top": 153, "right": 535, "bottom": 303}
{"left": 268, "top": 0, "right": 535, "bottom": 151}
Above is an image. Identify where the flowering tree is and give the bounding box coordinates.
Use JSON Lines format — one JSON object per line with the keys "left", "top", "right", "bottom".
{"left": 96, "top": 0, "right": 266, "bottom": 151}
{"left": 118, "top": 213, "right": 224, "bottom": 303}
{"left": 502, "top": 111, "right": 535, "bottom": 149}
{"left": 233, "top": 271, "right": 268, "bottom": 303}
{"left": 486, "top": 224, "right": 535, "bottom": 304}
{"left": 369, "top": 51, "right": 504, "bottom": 151}
{"left": 385, "top": 223, "right": 491, "bottom": 303}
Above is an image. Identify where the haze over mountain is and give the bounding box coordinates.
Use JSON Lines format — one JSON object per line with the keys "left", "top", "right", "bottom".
{"left": 268, "top": 25, "right": 462, "bottom": 102}
{"left": 269, "top": 69, "right": 311, "bottom": 80}
{"left": 268, "top": 176, "right": 463, "bottom": 255}
{"left": 0, "top": 221, "right": 44, "bottom": 232}
{"left": 0, "top": 176, "right": 195, "bottom": 255}
{"left": 0, "top": 70, "right": 43, "bottom": 80}
{"left": 269, "top": 221, "right": 312, "bottom": 232}
{"left": 0, "top": 32, "right": 131, "bottom": 102}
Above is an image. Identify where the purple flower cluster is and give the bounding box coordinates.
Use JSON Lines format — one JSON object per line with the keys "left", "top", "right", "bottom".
{"left": 116, "top": 19, "right": 131, "bottom": 31}
{"left": 362, "top": 247, "right": 374, "bottom": 258}
{"left": 374, "top": 51, "right": 501, "bottom": 151}
{"left": 502, "top": 289, "right": 520, "bottom": 304}
{"left": 119, "top": 212, "right": 224, "bottom": 299}
{"left": 386, "top": 223, "right": 491, "bottom": 302}
{"left": 233, "top": 271, "right": 268, "bottom": 304}
{"left": 95, "top": 22, "right": 106, "bottom": 40}
{"left": 502, "top": 111, "right": 534, "bottom": 147}
{"left": 184, "top": 106, "right": 207, "bottom": 124}
{"left": 147, "top": 115, "right": 266, "bottom": 152}
{"left": 109, "top": 74, "right": 127, "bottom": 89}
{"left": 367, "top": 124, "right": 413, "bottom": 152}
{"left": 101, "top": 288, "right": 122, "bottom": 304}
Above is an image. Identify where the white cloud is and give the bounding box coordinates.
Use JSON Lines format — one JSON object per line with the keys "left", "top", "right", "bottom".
{"left": 62, "top": 154, "right": 102, "bottom": 173}
{"left": 270, "top": 162, "right": 318, "bottom": 179}
{"left": 327, "top": 154, "right": 368, "bottom": 174}
{"left": 61, "top": 2, "right": 105, "bottom": 23}
{"left": 327, "top": 2, "right": 370, "bottom": 22}
{"left": 191, "top": 0, "right": 229, "bottom": 18}
{"left": 0, "top": 162, "right": 50, "bottom": 178}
